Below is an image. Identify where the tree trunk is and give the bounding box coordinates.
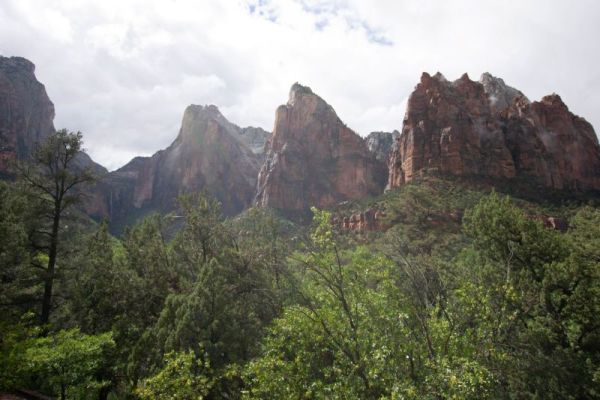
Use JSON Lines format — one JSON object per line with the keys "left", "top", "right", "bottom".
{"left": 40, "top": 206, "right": 60, "bottom": 325}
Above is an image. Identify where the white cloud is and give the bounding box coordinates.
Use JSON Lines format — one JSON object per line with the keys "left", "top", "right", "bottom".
{"left": 1, "top": 0, "right": 599, "bottom": 170}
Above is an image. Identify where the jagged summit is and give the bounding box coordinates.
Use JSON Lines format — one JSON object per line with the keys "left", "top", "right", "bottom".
{"left": 388, "top": 71, "right": 600, "bottom": 192}
{"left": 366, "top": 131, "right": 400, "bottom": 163}
{"left": 432, "top": 72, "right": 448, "bottom": 82}
{"left": 256, "top": 84, "right": 386, "bottom": 215}
{"left": 479, "top": 72, "right": 529, "bottom": 112}
{"left": 177, "top": 104, "right": 269, "bottom": 154}
{"left": 186, "top": 103, "right": 222, "bottom": 114}
{"left": 288, "top": 82, "right": 316, "bottom": 106}
{"left": 0, "top": 56, "right": 36, "bottom": 73}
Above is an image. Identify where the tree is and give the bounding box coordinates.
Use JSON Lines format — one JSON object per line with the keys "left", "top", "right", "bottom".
{"left": 459, "top": 193, "right": 600, "bottom": 398}
{"left": 14, "top": 129, "right": 96, "bottom": 325}
{"left": 245, "top": 209, "right": 409, "bottom": 399}
{"left": 22, "top": 328, "right": 115, "bottom": 400}
{"left": 135, "top": 351, "right": 213, "bottom": 400}
{"left": 149, "top": 194, "right": 279, "bottom": 397}
{"left": 0, "top": 181, "right": 34, "bottom": 320}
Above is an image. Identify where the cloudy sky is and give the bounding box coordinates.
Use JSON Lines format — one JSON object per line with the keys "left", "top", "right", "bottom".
{"left": 1, "top": 0, "right": 599, "bottom": 170}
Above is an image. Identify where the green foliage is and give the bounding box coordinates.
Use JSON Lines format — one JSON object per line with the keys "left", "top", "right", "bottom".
{"left": 2, "top": 169, "right": 600, "bottom": 399}
{"left": 11, "top": 129, "right": 97, "bottom": 325}
{"left": 0, "top": 181, "right": 37, "bottom": 321}
{"left": 146, "top": 195, "right": 281, "bottom": 398}
{"left": 136, "top": 351, "right": 213, "bottom": 400}
{"left": 459, "top": 193, "right": 600, "bottom": 398}
{"left": 246, "top": 209, "right": 407, "bottom": 398}
{"left": 0, "top": 313, "right": 39, "bottom": 390}
{"left": 22, "top": 329, "right": 115, "bottom": 399}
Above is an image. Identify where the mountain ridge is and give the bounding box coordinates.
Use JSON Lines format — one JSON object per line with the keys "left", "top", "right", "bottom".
{"left": 1, "top": 56, "right": 599, "bottom": 233}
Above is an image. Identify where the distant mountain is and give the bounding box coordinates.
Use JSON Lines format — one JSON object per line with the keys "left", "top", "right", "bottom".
{"left": 388, "top": 72, "right": 600, "bottom": 192}
{"left": 365, "top": 130, "right": 400, "bottom": 163}
{"left": 85, "top": 104, "right": 268, "bottom": 231}
{"left": 254, "top": 83, "right": 387, "bottom": 217}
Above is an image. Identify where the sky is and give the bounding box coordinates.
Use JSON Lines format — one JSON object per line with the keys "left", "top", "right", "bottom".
{"left": 1, "top": 0, "right": 599, "bottom": 171}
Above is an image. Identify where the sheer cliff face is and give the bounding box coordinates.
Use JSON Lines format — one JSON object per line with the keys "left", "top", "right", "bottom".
{"left": 388, "top": 72, "right": 600, "bottom": 191}
{"left": 0, "top": 56, "right": 55, "bottom": 175}
{"left": 0, "top": 56, "right": 105, "bottom": 179}
{"left": 88, "top": 105, "right": 265, "bottom": 228}
{"left": 255, "top": 84, "right": 386, "bottom": 215}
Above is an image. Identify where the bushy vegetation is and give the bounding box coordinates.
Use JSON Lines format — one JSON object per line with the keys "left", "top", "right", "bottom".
{"left": 1, "top": 132, "right": 600, "bottom": 399}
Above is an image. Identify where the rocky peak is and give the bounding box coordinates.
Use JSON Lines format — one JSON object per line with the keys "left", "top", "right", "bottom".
{"left": 388, "top": 71, "right": 600, "bottom": 192}
{"left": 178, "top": 104, "right": 232, "bottom": 140}
{"left": 479, "top": 72, "right": 529, "bottom": 112}
{"left": 239, "top": 126, "right": 270, "bottom": 155}
{"left": 87, "top": 102, "right": 265, "bottom": 230}
{"left": 288, "top": 82, "right": 314, "bottom": 105}
{"left": 0, "top": 55, "right": 56, "bottom": 175}
{"left": 255, "top": 83, "right": 386, "bottom": 216}
{"left": 177, "top": 104, "right": 270, "bottom": 155}
{"left": 0, "top": 56, "right": 36, "bottom": 73}
{"left": 366, "top": 131, "right": 400, "bottom": 162}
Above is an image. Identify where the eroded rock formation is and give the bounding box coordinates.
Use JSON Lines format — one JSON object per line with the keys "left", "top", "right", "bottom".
{"left": 87, "top": 105, "right": 265, "bottom": 230}
{"left": 0, "top": 56, "right": 56, "bottom": 175}
{"left": 0, "top": 56, "right": 105, "bottom": 178}
{"left": 332, "top": 208, "right": 389, "bottom": 233}
{"left": 366, "top": 130, "right": 400, "bottom": 162}
{"left": 388, "top": 72, "right": 600, "bottom": 192}
{"left": 255, "top": 83, "right": 386, "bottom": 216}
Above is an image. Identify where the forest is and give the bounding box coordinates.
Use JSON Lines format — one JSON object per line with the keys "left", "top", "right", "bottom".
{"left": 1, "top": 130, "right": 600, "bottom": 399}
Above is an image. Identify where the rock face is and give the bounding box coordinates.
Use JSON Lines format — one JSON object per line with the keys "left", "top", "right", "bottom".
{"left": 366, "top": 131, "right": 400, "bottom": 162}
{"left": 388, "top": 72, "right": 600, "bottom": 191}
{"left": 0, "top": 56, "right": 106, "bottom": 178}
{"left": 0, "top": 56, "right": 56, "bottom": 175}
{"left": 255, "top": 83, "right": 386, "bottom": 216}
{"left": 239, "top": 126, "right": 270, "bottom": 155}
{"left": 332, "top": 208, "right": 389, "bottom": 233}
{"left": 88, "top": 105, "right": 265, "bottom": 230}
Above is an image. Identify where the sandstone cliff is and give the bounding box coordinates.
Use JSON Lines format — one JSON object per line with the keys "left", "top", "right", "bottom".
{"left": 255, "top": 83, "right": 386, "bottom": 216}
{"left": 0, "top": 56, "right": 105, "bottom": 178}
{"left": 388, "top": 72, "right": 600, "bottom": 191}
{"left": 0, "top": 56, "right": 56, "bottom": 175}
{"left": 88, "top": 105, "right": 265, "bottom": 230}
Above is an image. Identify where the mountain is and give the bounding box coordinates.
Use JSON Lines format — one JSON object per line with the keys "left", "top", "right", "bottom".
{"left": 388, "top": 72, "right": 600, "bottom": 192}
{"left": 0, "top": 56, "right": 55, "bottom": 176}
{"left": 254, "top": 83, "right": 387, "bottom": 217}
{"left": 0, "top": 56, "right": 106, "bottom": 178}
{"left": 3, "top": 55, "right": 598, "bottom": 232}
{"left": 366, "top": 130, "right": 400, "bottom": 162}
{"left": 86, "top": 105, "right": 267, "bottom": 230}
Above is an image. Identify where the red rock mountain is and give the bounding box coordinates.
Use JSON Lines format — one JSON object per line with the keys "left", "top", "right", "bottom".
{"left": 87, "top": 105, "right": 267, "bottom": 230}
{"left": 0, "top": 56, "right": 105, "bottom": 177}
{"left": 0, "top": 56, "right": 57, "bottom": 175}
{"left": 255, "top": 83, "right": 386, "bottom": 216}
{"left": 388, "top": 72, "right": 600, "bottom": 191}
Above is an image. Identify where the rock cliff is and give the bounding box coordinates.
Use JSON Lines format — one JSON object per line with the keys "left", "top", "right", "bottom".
{"left": 0, "top": 56, "right": 56, "bottom": 175}
{"left": 255, "top": 83, "right": 386, "bottom": 216}
{"left": 0, "top": 56, "right": 105, "bottom": 178}
{"left": 366, "top": 130, "right": 400, "bottom": 162}
{"left": 88, "top": 105, "right": 265, "bottom": 230}
{"left": 388, "top": 72, "right": 600, "bottom": 191}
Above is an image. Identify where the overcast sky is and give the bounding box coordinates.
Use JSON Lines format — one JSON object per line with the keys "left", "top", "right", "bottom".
{"left": 1, "top": 0, "right": 599, "bottom": 170}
